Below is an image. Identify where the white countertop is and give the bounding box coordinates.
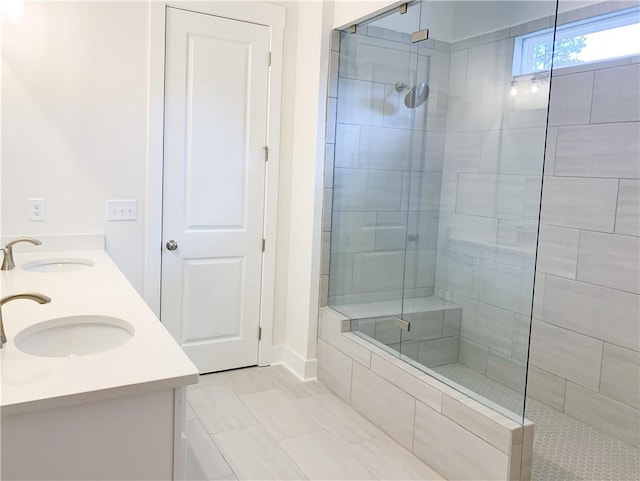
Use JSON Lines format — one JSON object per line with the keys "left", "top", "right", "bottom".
{"left": 0, "top": 250, "right": 199, "bottom": 416}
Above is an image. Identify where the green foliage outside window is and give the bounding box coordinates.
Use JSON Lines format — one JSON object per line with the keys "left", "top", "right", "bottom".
{"left": 531, "top": 36, "right": 587, "bottom": 71}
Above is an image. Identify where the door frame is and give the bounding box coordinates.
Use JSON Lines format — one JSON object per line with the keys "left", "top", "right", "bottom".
{"left": 145, "top": 1, "right": 285, "bottom": 367}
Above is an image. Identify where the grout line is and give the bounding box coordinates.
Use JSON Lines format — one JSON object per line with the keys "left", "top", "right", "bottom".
{"left": 574, "top": 228, "right": 582, "bottom": 281}
{"left": 588, "top": 70, "right": 595, "bottom": 124}
{"left": 544, "top": 270, "right": 639, "bottom": 296}
{"left": 597, "top": 341, "right": 605, "bottom": 394}
{"left": 613, "top": 179, "right": 621, "bottom": 234}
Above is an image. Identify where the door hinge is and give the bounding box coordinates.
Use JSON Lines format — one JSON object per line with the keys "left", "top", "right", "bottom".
{"left": 268, "top": 51, "right": 272, "bottom": 66}
{"left": 258, "top": 326, "right": 262, "bottom": 341}
{"left": 262, "top": 238, "right": 266, "bottom": 252}
{"left": 263, "top": 146, "right": 269, "bottom": 162}
{"left": 411, "top": 28, "right": 429, "bottom": 43}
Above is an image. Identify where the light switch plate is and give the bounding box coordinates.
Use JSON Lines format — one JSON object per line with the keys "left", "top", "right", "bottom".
{"left": 106, "top": 200, "right": 137, "bottom": 221}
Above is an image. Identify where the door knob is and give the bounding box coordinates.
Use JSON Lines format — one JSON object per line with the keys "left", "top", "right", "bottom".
{"left": 166, "top": 240, "right": 178, "bottom": 251}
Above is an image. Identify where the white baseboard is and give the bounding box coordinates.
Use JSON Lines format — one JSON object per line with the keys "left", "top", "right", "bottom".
{"left": 271, "top": 345, "right": 318, "bottom": 381}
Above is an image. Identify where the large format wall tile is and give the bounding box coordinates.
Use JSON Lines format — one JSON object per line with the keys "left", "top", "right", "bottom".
{"left": 536, "top": 224, "right": 579, "bottom": 279}
{"left": 328, "top": 253, "right": 354, "bottom": 296}
{"left": 564, "top": 382, "right": 640, "bottom": 448}
{"left": 591, "top": 63, "right": 640, "bottom": 123}
{"left": 404, "top": 249, "right": 437, "bottom": 289}
{"left": 530, "top": 320, "right": 603, "bottom": 390}
{"left": 317, "top": 339, "right": 353, "bottom": 403}
{"left": 339, "top": 36, "right": 413, "bottom": 85}
{"left": 336, "top": 78, "right": 385, "bottom": 126}
{"left": 350, "top": 362, "right": 416, "bottom": 450}
{"left": 413, "top": 401, "right": 509, "bottom": 480}
{"left": 407, "top": 210, "right": 439, "bottom": 250}
{"left": 408, "top": 171, "right": 442, "bottom": 211}
{"left": 434, "top": 252, "right": 475, "bottom": 297}
{"left": 459, "top": 337, "right": 489, "bottom": 374}
{"left": 441, "top": 395, "right": 519, "bottom": 454}
{"left": 526, "top": 365, "right": 566, "bottom": 411}
{"left": 554, "top": 123, "right": 640, "bottom": 179}
{"left": 577, "top": 231, "right": 640, "bottom": 294}
{"left": 540, "top": 177, "right": 618, "bottom": 231}
{"left": 370, "top": 353, "right": 444, "bottom": 412}
{"left": 480, "top": 128, "right": 546, "bottom": 175}
{"left": 443, "top": 131, "right": 482, "bottom": 172}
{"left": 548, "top": 71, "right": 593, "bottom": 126}
{"left": 334, "top": 123, "right": 360, "bottom": 167}
{"left": 375, "top": 211, "right": 408, "bottom": 251}
{"left": 486, "top": 351, "right": 527, "bottom": 394}
{"left": 542, "top": 275, "right": 640, "bottom": 351}
{"left": 465, "top": 38, "right": 514, "bottom": 88}
{"left": 333, "top": 168, "right": 404, "bottom": 212}
{"left": 358, "top": 126, "right": 421, "bottom": 171}
{"left": 616, "top": 180, "right": 640, "bottom": 237}
{"left": 417, "top": 336, "right": 459, "bottom": 367}
{"left": 475, "top": 259, "right": 534, "bottom": 315}
{"left": 599, "top": 343, "right": 640, "bottom": 410}
{"left": 475, "top": 302, "right": 515, "bottom": 356}
{"left": 352, "top": 251, "right": 404, "bottom": 293}
{"left": 331, "top": 211, "right": 376, "bottom": 253}
{"left": 447, "top": 85, "right": 505, "bottom": 131}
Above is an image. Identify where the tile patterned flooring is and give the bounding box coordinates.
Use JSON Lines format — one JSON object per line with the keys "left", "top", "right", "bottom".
{"left": 433, "top": 363, "right": 640, "bottom": 481}
{"left": 184, "top": 365, "right": 444, "bottom": 481}
{"left": 186, "top": 363, "right": 639, "bottom": 480}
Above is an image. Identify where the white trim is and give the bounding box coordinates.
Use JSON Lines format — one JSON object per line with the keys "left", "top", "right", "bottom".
{"left": 144, "top": 2, "right": 166, "bottom": 317}
{"left": 145, "top": 1, "right": 285, "bottom": 366}
{"left": 271, "top": 345, "right": 319, "bottom": 382}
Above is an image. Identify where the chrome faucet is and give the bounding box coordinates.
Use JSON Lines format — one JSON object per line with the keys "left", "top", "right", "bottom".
{"left": 1, "top": 237, "right": 41, "bottom": 270}
{"left": 0, "top": 293, "right": 51, "bottom": 348}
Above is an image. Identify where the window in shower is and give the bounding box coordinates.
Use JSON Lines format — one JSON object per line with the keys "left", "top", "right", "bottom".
{"left": 513, "top": 5, "right": 640, "bottom": 75}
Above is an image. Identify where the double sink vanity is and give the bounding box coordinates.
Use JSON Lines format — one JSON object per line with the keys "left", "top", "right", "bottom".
{"left": 0, "top": 237, "right": 199, "bottom": 480}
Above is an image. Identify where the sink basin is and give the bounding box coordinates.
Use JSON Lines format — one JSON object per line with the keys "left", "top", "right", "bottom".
{"left": 22, "top": 258, "right": 95, "bottom": 273}
{"left": 15, "top": 315, "right": 134, "bottom": 357}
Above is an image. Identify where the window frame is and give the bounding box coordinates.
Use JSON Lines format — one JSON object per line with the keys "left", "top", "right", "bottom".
{"left": 512, "top": 6, "right": 640, "bottom": 76}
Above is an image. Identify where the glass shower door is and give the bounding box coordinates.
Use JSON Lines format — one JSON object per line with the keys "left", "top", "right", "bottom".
{"left": 329, "top": 4, "right": 422, "bottom": 357}
{"left": 399, "top": 0, "right": 556, "bottom": 421}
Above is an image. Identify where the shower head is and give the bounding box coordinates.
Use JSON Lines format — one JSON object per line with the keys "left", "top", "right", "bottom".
{"left": 395, "top": 81, "right": 430, "bottom": 109}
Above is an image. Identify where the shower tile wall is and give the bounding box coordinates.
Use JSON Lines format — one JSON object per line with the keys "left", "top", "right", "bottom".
{"left": 529, "top": 55, "right": 640, "bottom": 448}
{"left": 325, "top": 27, "right": 449, "bottom": 306}
{"left": 434, "top": 21, "right": 549, "bottom": 398}
{"left": 319, "top": 30, "right": 340, "bottom": 307}
{"left": 432, "top": 3, "right": 640, "bottom": 446}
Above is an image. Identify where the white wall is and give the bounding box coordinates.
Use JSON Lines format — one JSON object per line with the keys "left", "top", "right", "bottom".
{"left": 0, "top": 0, "right": 402, "bottom": 376}
{"left": 1, "top": 1, "right": 149, "bottom": 291}
{"left": 0, "top": 0, "right": 328, "bottom": 374}
{"left": 282, "top": 0, "right": 334, "bottom": 371}
{"left": 333, "top": 0, "right": 400, "bottom": 29}
{"left": 268, "top": 0, "right": 299, "bottom": 347}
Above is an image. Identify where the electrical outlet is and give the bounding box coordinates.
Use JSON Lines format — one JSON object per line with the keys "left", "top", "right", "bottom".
{"left": 106, "top": 200, "right": 137, "bottom": 221}
{"left": 29, "top": 198, "right": 46, "bottom": 221}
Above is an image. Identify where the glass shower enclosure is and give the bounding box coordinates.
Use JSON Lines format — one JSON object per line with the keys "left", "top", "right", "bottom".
{"left": 328, "top": 0, "right": 556, "bottom": 422}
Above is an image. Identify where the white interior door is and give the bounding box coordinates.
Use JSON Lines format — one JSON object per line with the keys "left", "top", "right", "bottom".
{"left": 161, "top": 7, "right": 270, "bottom": 374}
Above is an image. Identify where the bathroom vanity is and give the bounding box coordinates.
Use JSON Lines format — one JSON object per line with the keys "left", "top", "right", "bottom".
{"left": 0, "top": 247, "right": 199, "bottom": 480}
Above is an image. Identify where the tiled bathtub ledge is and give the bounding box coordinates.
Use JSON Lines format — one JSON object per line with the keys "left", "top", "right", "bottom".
{"left": 317, "top": 306, "right": 534, "bottom": 481}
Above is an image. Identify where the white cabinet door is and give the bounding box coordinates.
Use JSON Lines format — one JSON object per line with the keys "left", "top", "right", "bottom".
{"left": 161, "top": 7, "right": 269, "bottom": 373}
